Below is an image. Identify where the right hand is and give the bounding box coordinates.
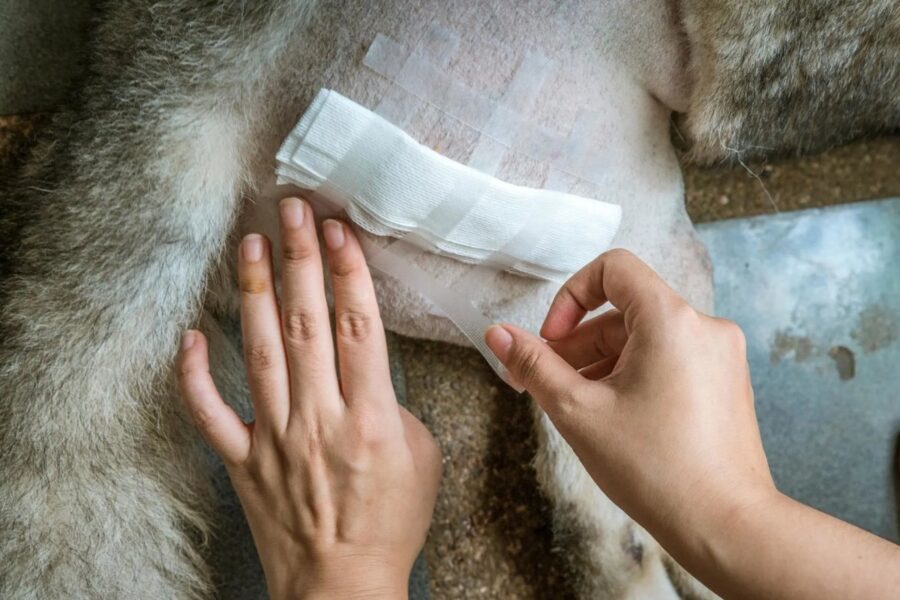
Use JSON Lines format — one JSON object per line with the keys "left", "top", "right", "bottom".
{"left": 484, "top": 249, "right": 775, "bottom": 559}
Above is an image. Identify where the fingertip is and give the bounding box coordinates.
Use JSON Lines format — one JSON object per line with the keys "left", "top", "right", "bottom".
{"left": 182, "top": 330, "right": 197, "bottom": 351}
{"left": 539, "top": 312, "right": 564, "bottom": 340}
{"left": 279, "top": 197, "right": 307, "bottom": 230}
{"left": 240, "top": 233, "right": 266, "bottom": 263}
{"left": 323, "top": 219, "right": 346, "bottom": 250}
{"left": 178, "top": 330, "right": 208, "bottom": 370}
{"left": 323, "top": 220, "right": 368, "bottom": 276}
{"left": 540, "top": 288, "right": 586, "bottom": 340}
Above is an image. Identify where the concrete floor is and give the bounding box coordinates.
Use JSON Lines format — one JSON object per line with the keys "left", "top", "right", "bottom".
{"left": 700, "top": 198, "right": 900, "bottom": 542}
{"left": 2, "top": 2, "right": 899, "bottom": 597}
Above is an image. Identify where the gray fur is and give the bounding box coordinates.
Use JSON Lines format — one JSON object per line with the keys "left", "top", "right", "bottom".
{"left": 0, "top": 2, "right": 316, "bottom": 597}
{"left": 679, "top": 0, "right": 900, "bottom": 163}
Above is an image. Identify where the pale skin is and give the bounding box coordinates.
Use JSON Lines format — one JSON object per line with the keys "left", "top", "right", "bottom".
{"left": 178, "top": 198, "right": 900, "bottom": 599}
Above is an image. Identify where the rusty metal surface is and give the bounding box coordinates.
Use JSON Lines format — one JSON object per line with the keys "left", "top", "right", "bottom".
{"left": 697, "top": 198, "right": 900, "bottom": 542}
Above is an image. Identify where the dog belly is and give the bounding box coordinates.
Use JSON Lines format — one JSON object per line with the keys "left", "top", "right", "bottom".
{"left": 236, "top": 0, "right": 711, "bottom": 344}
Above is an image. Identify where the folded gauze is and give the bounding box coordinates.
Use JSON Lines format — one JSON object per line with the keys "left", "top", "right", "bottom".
{"left": 276, "top": 89, "right": 621, "bottom": 281}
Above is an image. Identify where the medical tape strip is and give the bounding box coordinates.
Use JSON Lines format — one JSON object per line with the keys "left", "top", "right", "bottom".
{"left": 362, "top": 29, "right": 576, "bottom": 276}
{"left": 307, "top": 29, "right": 519, "bottom": 386}
{"left": 468, "top": 50, "right": 565, "bottom": 283}
{"left": 452, "top": 49, "right": 570, "bottom": 293}
{"left": 357, "top": 28, "right": 613, "bottom": 381}
{"left": 372, "top": 24, "right": 486, "bottom": 248}
{"left": 365, "top": 25, "right": 502, "bottom": 326}
{"left": 369, "top": 32, "right": 565, "bottom": 270}
{"left": 452, "top": 115, "right": 612, "bottom": 294}
{"left": 281, "top": 28, "right": 613, "bottom": 388}
{"left": 366, "top": 33, "right": 613, "bottom": 191}
{"left": 364, "top": 30, "right": 614, "bottom": 281}
{"left": 357, "top": 27, "right": 557, "bottom": 387}
{"left": 451, "top": 117, "right": 612, "bottom": 294}
{"left": 468, "top": 48, "right": 555, "bottom": 175}
{"left": 359, "top": 237, "right": 519, "bottom": 392}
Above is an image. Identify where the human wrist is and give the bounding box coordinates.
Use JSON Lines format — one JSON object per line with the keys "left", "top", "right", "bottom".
{"left": 265, "top": 552, "right": 411, "bottom": 600}
{"left": 668, "top": 483, "right": 786, "bottom": 594}
{"left": 300, "top": 580, "right": 408, "bottom": 600}
{"left": 638, "top": 476, "right": 779, "bottom": 579}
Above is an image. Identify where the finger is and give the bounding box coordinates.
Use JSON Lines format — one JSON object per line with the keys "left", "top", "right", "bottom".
{"left": 579, "top": 355, "right": 619, "bottom": 381}
{"left": 177, "top": 330, "right": 251, "bottom": 465}
{"left": 549, "top": 309, "right": 627, "bottom": 369}
{"left": 239, "top": 234, "right": 290, "bottom": 432}
{"left": 278, "top": 198, "right": 340, "bottom": 413}
{"left": 323, "top": 220, "right": 393, "bottom": 409}
{"left": 540, "top": 248, "right": 683, "bottom": 341}
{"left": 485, "top": 324, "right": 603, "bottom": 417}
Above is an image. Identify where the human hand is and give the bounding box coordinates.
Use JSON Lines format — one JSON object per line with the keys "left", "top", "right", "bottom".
{"left": 484, "top": 249, "right": 774, "bottom": 565}
{"left": 177, "top": 198, "right": 442, "bottom": 599}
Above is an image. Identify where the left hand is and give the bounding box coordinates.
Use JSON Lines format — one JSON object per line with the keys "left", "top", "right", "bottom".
{"left": 177, "top": 198, "right": 442, "bottom": 599}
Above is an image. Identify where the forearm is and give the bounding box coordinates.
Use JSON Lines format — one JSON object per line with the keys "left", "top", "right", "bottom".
{"left": 671, "top": 490, "right": 900, "bottom": 599}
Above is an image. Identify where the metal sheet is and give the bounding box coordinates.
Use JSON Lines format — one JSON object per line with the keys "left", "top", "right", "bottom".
{"left": 697, "top": 197, "right": 900, "bottom": 541}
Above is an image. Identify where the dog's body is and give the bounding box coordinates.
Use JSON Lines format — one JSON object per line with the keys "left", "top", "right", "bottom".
{"left": 1, "top": 1, "right": 895, "bottom": 598}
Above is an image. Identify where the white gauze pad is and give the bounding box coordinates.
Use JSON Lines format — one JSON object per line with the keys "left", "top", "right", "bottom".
{"left": 276, "top": 89, "right": 621, "bottom": 281}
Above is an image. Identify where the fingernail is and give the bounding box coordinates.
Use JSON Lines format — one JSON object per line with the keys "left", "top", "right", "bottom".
{"left": 242, "top": 234, "right": 264, "bottom": 262}
{"left": 323, "top": 220, "right": 345, "bottom": 249}
{"left": 485, "top": 325, "right": 513, "bottom": 362}
{"left": 280, "top": 197, "right": 305, "bottom": 229}
{"left": 182, "top": 330, "right": 196, "bottom": 350}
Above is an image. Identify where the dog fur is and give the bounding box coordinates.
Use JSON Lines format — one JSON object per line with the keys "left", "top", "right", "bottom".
{"left": 0, "top": 2, "right": 318, "bottom": 596}
{"left": 679, "top": 0, "right": 900, "bottom": 163}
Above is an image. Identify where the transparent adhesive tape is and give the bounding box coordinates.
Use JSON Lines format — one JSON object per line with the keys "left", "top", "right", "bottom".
{"left": 276, "top": 90, "right": 621, "bottom": 280}
{"left": 275, "top": 24, "right": 622, "bottom": 390}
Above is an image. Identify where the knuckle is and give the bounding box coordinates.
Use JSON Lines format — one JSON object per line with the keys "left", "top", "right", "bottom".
{"left": 540, "top": 385, "right": 585, "bottom": 423}
{"left": 336, "top": 309, "right": 373, "bottom": 343}
{"left": 188, "top": 405, "right": 216, "bottom": 433}
{"left": 601, "top": 247, "right": 634, "bottom": 263}
{"left": 245, "top": 343, "right": 277, "bottom": 372}
{"left": 283, "top": 308, "right": 321, "bottom": 345}
{"left": 288, "top": 418, "right": 328, "bottom": 457}
{"left": 304, "top": 426, "right": 327, "bottom": 457}
{"left": 666, "top": 300, "right": 700, "bottom": 329}
{"left": 717, "top": 318, "right": 747, "bottom": 352}
{"left": 176, "top": 361, "right": 198, "bottom": 380}
{"left": 329, "top": 254, "right": 361, "bottom": 279}
{"left": 352, "top": 409, "right": 388, "bottom": 445}
{"left": 282, "top": 240, "right": 317, "bottom": 264}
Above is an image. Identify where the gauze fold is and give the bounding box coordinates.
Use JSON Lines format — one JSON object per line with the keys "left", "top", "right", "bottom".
{"left": 276, "top": 89, "right": 621, "bottom": 281}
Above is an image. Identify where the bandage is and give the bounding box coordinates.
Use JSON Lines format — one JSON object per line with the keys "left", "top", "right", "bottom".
{"left": 272, "top": 26, "right": 628, "bottom": 389}
{"left": 276, "top": 89, "right": 621, "bottom": 281}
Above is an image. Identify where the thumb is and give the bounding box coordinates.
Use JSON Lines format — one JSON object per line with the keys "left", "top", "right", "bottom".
{"left": 485, "top": 324, "right": 585, "bottom": 408}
